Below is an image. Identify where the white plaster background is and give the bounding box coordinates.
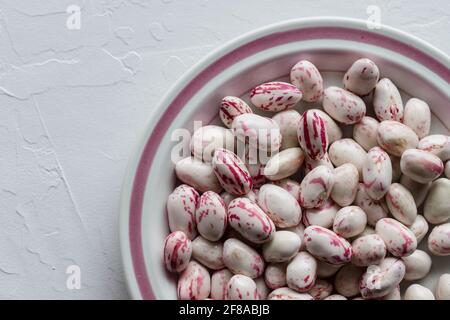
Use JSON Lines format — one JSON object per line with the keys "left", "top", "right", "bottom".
{"left": 0, "top": 0, "right": 448, "bottom": 299}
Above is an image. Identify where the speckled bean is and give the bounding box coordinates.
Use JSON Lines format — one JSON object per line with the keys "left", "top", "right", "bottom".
{"left": 351, "top": 234, "right": 386, "bottom": 267}
{"left": 297, "top": 110, "right": 328, "bottom": 160}
{"left": 226, "top": 275, "right": 259, "bottom": 300}
{"left": 400, "top": 149, "right": 443, "bottom": 184}
{"left": 428, "top": 223, "right": 450, "bottom": 256}
{"left": 262, "top": 231, "right": 301, "bottom": 263}
{"left": 353, "top": 116, "right": 379, "bottom": 151}
{"left": 272, "top": 110, "right": 301, "bottom": 149}
{"left": 286, "top": 252, "right": 317, "bottom": 292}
{"left": 167, "top": 184, "right": 199, "bottom": 239}
{"left": 220, "top": 96, "right": 253, "bottom": 128}
{"left": 228, "top": 197, "right": 275, "bottom": 244}
{"left": 331, "top": 163, "right": 359, "bottom": 207}
{"left": 223, "top": 238, "right": 265, "bottom": 278}
{"left": 385, "top": 183, "right": 417, "bottom": 226}
{"left": 263, "top": 147, "right": 304, "bottom": 181}
{"left": 323, "top": 86, "right": 366, "bottom": 124}
{"left": 210, "top": 269, "right": 233, "bottom": 300}
{"left": 343, "top": 58, "right": 379, "bottom": 96}
{"left": 299, "top": 165, "right": 335, "bottom": 209}
{"left": 257, "top": 184, "right": 302, "bottom": 228}
{"left": 333, "top": 206, "right": 367, "bottom": 238}
{"left": 375, "top": 218, "right": 417, "bottom": 257}
{"left": 377, "top": 120, "right": 419, "bottom": 157}
{"left": 250, "top": 81, "right": 302, "bottom": 112}
{"left": 163, "top": 231, "right": 192, "bottom": 272}
{"left": 424, "top": 178, "right": 450, "bottom": 224}
{"left": 403, "top": 98, "right": 431, "bottom": 139}
{"left": 290, "top": 60, "right": 324, "bottom": 102}
{"left": 192, "top": 237, "right": 224, "bottom": 270}
{"left": 363, "top": 146, "right": 392, "bottom": 200}
{"left": 373, "top": 78, "right": 403, "bottom": 122}
{"left": 175, "top": 157, "right": 222, "bottom": 193}
{"left": 418, "top": 134, "right": 450, "bottom": 161}
{"left": 272, "top": 178, "right": 301, "bottom": 202}
{"left": 329, "top": 138, "right": 367, "bottom": 177}
{"left": 177, "top": 261, "right": 211, "bottom": 300}
{"left": 303, "top": 226, "right": 352, "bottom": 265}
{"left": 302, "top": 198, "right": 339, "bottom": 229}
{"left": 304, "top": 153, "right": 334, "bottom": 175}
{"left": 264, "top": 263, "right": 287, "bottom": 290}
{"left": 196, "top": 191, "right": 227, "bottom": 241}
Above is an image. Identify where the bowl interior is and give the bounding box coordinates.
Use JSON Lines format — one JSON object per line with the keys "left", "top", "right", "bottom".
{"left": 137, "top": 41, "right": 450, "bottom": 299}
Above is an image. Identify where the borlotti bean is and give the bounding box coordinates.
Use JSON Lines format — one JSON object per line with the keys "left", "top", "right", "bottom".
{"left": 177, "top": 261, "right": 211, "bottom": 300}
{"left": 192, "top": 237, "right": 224, "bottom": 270}
{"left": 267, "top": 288, "right": 313, "bottom": 300}
{"left": 424, "top": 178, "right": 450, "bottom": 224}
{"left": 375, "top": 218, "right": 417, "bottom": 257}
{"left": 264, "top": 263, "right": 287, "bottom": 289}
{"left": 263, "top": 147, "right": 304, "bottom": 181}
{"left": 228, "top": 198, "right": 275, "bottom": 244}
{"left": 335, "top": 264, "right": 364, "bottom": 297}
{"left": 286, "top": 252, "right": 318, "bottom": 292}
{"left": 175, "top": 157, "right": 223, "bottom": 193}
{"left": 196, "top": 191, "right": 227, "bottom": 241}
{"left": 290, "top": 60, "right": 324, "bottom": 102}
{"left": 250, "top": 81, "right": 302, "bottom": 112}
{"left": 385, "top": 183, "right": 417, "bottom": 226}
{"left": 373, "top": 78, "right": 403, "bottom": 122}
{"left": 297, "top": 110, "right": 328, "bottom": 160}
{"left": 418, "top": 134, "right": 450, "bottom": 161}
{"left": 272, "top": 178, "right": 301, "bottom": 202}
{"left": 333, "top": 206, "right": 367, "bottom": 238}
{"left": 303, "top": 226, "right": 352, "bottom": 265}
{"left": 400, "top": 175, "right": 431, "bottom": 207}
{"left": 359, "top": 258, "right": 406, "bottom": 299}
{"left": 363, "top": 147, "right": 392, "bottom": 200}
{"left": 354, "top": 183, "right": 388, "bottom": 226}
{"left": 403, "top": 98, "right": 431, "bottom": 139}
{"left": 436, "top": 274, "right": 450, "bottom": 300}
{"left": 316, "top": 260, "right": 342, "bottom": 278}
{"left": 331, "top": 163, "right": 359, "bottom": 207}
{"left": 232, "top": 113, "right": 282, "bottom": 152}
{"left": 211, "top": 269, "right": 233, "bottom": 300}
{"left": 322, "top": 87, "right": 366, "bottom": 124}
{"left": 167, "top": 184, "right": 199, "bottom": 240}
{"left": 302, "top": 198, "right": 339, "bottom": 229}
{"left": 304, "top": 153, "right": 334, "bottom": 175}
{"left": 308, "top": 279, "right": 333, "bottom": 300}
{"left": 272, "top": 110, "right": 301, "bottom": 149}
{"left": 351, "top": 234, "right": 386, "bottom": 267}
{"left": 343, "top": 58, "right": 380, "bottom": 96}
{"left": 223, "top": 238, "right": 265, "bottom": 278}
{"left": 409, "top": 215, "right": 429, "bottom": 244}
{"left": 262, "top": 231, "right": 301, "bottom": 263}
{"left": 164, "top": 231, "right": 192, "bottom": 272}
{"left": 257, "top": 184, "right": 302, "bottom": 228}
{"left": 166, "top": 57, "right": 450, "bottom": 301}
{"left": 191, "top": 125, "right": 235, "bottom": 162}
{"left": 225, "top": 275, "right": 259, "bottom": 300}
{"left": 309, "top": 109, "right": 343, "bottom": 143}
{"left": 353, "top": 116, "right": 380, "bottom": 151}
{"left": 400, "top": 149, "right": 443, "bottom": 184}
{"left": 377, "top": 120, "right": 419, "bottom": 157}
{"left": 329, "top": 138, "right": 367, "bottom": 177}
{"left": 299, "top": 165, "right": 335, "bottom": 209}
{"left": 220, "top": 96, "right": 253, "bottom": 128}
{"left": 404, "top": 284, "right": 435, "bottom": 300}
{"left": 428, "top": 223, "right": 450, "bottom": 256}
{"left": 402, "top": 250, "right": 432, "bottom": 281}
{"left": 255, "top": 277, "right": 270, "bottom": 299}
{"left": 212, "top": 148, "right": 253, "bottom": 196}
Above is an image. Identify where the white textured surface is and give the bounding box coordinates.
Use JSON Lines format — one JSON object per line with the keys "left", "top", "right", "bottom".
{"left": 0, "top": 0, "right": 448, "bottom": 300}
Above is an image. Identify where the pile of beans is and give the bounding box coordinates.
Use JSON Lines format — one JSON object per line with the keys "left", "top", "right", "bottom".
{"left": 163, "top": 58, "right": 450, "bottom": 300}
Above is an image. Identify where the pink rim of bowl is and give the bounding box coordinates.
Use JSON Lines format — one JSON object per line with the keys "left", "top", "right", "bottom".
{"left": 120, "top": 17, "right": 450, "bottom": 300}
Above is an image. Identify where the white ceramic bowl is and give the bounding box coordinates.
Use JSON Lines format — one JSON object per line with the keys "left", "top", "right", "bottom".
{"left": 120, "top": 17, "right": 450, "bottom": 300}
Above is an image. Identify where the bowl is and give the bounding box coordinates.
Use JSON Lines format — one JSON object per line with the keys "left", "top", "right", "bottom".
{"left": 120, "top": 17, "right": 450, "bottom": 300}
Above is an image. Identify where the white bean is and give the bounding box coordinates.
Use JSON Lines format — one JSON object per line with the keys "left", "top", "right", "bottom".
{"left": 373, "top": 78, "right": 403, "bottom": 122}
{"left": 262, "top": 231, "right": 301, "bottom": 263}
{"left": 424, "top": 178, "right": 450, "bottom": 224}
{"left": 404, "top": 284, "right": 435, "bottom": 300}
{"left": 329, "top": 139, "right": 367, "bottom": 177}
{"left": 263, "top": 147, "right": 304, "bottom": 181}
{"left": 403, "top": 98, "right": 431, "bottom": 139}
{"left": 353, "top": 116, "right": 379, "bottom": 151}
{"left": 351, "top": 234, "right": 386, "bottom": 267}
{"left": 377, "top": 120, "right": 419, "bottom": 157}
{"left": 286, "top": 252, "right": 317, "bottom": 292}
{"left": 175, "top": 157, "right": 222, "bottom": 193}
{"left": 331, "top": 163, "right": 359, "bottom": 207}
{"left": 192, "top": 237, "right": 224, "bottom": 270}
{"left": 402, "top": 250, "right": 432, "bottom": 281}
{"left": 223, "top": 238, "right": 265, "bottom": 278}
